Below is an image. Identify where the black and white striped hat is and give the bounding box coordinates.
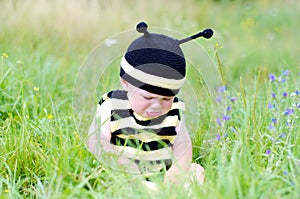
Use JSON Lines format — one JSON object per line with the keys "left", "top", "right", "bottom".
{"left": 120, "top": 22, "right": 213, "bottom": 96}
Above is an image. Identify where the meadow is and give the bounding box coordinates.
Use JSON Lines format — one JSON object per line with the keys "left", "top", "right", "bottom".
{"left": 0, "top": 0, "right": 299, "bottom": 198}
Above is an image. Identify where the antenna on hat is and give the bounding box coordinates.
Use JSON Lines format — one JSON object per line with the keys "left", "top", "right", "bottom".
{"left": 136, "top": 22, "right": 150, "bottom": 36}
{"left": 135, "top": 21, "right": 214, "bottom": 44}
{"left": 178, "top": 28, "right": 214, "bottom": 45}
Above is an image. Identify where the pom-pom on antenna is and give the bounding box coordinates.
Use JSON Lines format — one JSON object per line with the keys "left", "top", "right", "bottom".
{"left": 136, "top": 21, "right": 150, "bottom": 36}
{"left": 178, "top": 28, "right": 214, "bottom": 45}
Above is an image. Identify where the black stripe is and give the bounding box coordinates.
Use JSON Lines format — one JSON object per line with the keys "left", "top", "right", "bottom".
{"left": 112, "top": 126, "right": 177, "bottom": 136}
{"left": 99, "top": 98, "right": 105, "bottom": 105}
{"left": 111, "top": 108, "right": 180, "bottom": 124}
{"left": 131, "top": 109, "right": 163, "bottom": 126}
{"left": 173, "top": 97, "right": 179, "bottom": 103}
{"left": 156, "top": 127, "right": 177, "bottom": 136}
{"left": 98, "top": 92, "right": 111, "bottom": 105}
{"left": 167, "top": 108, "right": 181, "bottom": 121}
{"left": 125, "top": 48, "right": 186, "bottom": 78}
{"left": 111, "top": 109, "right": 131, "bottom": 121}
{"left": 166, "top": 109, "right": 179, "bottom": 117}
{"left": 99, "top": 90, "right": 118, "bottom": 105}
{"left": 110, "top": 135, "right": 173, "bottom": 151}
{"left": 99, "top": 90, "right": 127, "bottom": 106}
{"left": 110, "top": 90, "right": 127, "bottom": 100}
{"left": 135, "top": 159, "right": 172, "bottom": 168}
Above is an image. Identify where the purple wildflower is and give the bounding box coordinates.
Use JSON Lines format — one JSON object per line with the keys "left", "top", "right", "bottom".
{"left": 295, "top": 90, "right": 299, "bottom": 95}
{"left": 268, "top": 124, "right": 274, "bottom": 130}
{"left": 281, "top": 78, "right": 287, "bottom": 83}
{"left": 282, "top": 69, "right": 290, "bottom": 76}
{"left": 271, "top": 118, "right": 277, "bottom": 123}
{"left": 222, "top": 114, "right": 231, "bottom": 121}
{"left": 266, "top": 149, "right": 271, "bottom": 155}
{"left": 227, "top": 105, "right": 232, "bottom": 112}
{"left": 218, "top": 86, "right": 227, "bottom": 93}
{"left": 284, "top": 108, "right": 294, "bottom": 115}
{"left": 269, "top": 73, "right": 276, "bottom": 82}
{"left": 291, "top": 91, "right": 298, "bottom": 97}
{"left": 216, "top": 96, "right": 222, "bottom": 103}
{"left": 282, "top": 92, "right": 288, "bottom": 97}
{"left": 216, "top": 118, "right": 222, "bottom": 125}
{"left": 230, "top": 96, "right": 238, "bottom": 102}
{"left": 271, "top": 92, "right": 276, "bottom": 98}
{"left": 216, "top": 134, "right": 221, "bottom": 141}
{"left": 279, "top": 133, "right": 286, "bottom": 138}
{"left": 268, "top": 103, "right": 275, "bottom": 109}
{"left": 283, "top": 171, "right": 288, "bottom": 175}
{"left": 286, "top": 121, "right": 292, "bottom": 127}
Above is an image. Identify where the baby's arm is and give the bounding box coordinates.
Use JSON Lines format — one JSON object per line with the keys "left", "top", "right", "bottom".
{"left": 164, "top": 117, "right": 192, "bottom": 184}
{"left": 87, "top": 116, "right": 102, "bottom": 156}
{"left": 87, "top": 105, "right": 140, "bottom": 173}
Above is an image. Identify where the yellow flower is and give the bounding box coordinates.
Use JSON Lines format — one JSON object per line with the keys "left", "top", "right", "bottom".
{"left": 241, "top": 17, "right": 255, "bottom": 29}
{"left": 34, "top": 87, "right": 40, "bottom": 92}
{"left": 2, "top": 53, "right": 9, "bottom": 58}
{"left": 47, "top": 114, "right": 53, "bottom": 119}
{"left": 4, "top": 189, "right": 10, "bottom": 193}
{"left": 215, "top": 43, "right": 219, "bottom": 47}
{"left": 16, "top": 60, "right": 24, "bottom": 65}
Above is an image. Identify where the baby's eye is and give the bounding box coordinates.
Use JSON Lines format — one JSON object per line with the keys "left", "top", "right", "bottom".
{"left": 143, "top": 96, "right": 153, "bottom": 100}
{"left": 163, "top": 98, "right": 172, "bottom": 101}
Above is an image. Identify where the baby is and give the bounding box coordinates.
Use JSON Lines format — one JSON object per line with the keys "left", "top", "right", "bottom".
{"left": 88, "top": 22, "right": 213, "bottom": 185}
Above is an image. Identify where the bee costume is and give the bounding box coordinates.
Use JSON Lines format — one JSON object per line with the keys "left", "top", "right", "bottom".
{"left": 97, "top": 22, "right": 213, "bottom": 176}
{"left": 98, "top": 90, "right": 185, "bottom": 174}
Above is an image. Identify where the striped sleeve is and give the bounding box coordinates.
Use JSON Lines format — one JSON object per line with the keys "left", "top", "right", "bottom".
{"left": 98, "top": 91, "right": 113, "bottom": 105}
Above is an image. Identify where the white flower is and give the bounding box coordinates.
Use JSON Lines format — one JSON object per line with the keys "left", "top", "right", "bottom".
{"left": 104, "top": 39, "right": 117, "bottom": 47}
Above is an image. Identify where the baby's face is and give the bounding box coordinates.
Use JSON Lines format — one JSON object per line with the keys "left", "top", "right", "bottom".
{"left": 125, "top": 83, "right": 174, "bottom": 119}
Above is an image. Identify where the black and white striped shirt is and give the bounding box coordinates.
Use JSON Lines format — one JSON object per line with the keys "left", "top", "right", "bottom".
{"left": 99, "top": 90, "right": 185, "bottom": 174}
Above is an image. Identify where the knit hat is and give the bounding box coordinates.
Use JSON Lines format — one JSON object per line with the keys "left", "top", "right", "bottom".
{"left": 120, "top": 22, "right": 213, "bottom": 96}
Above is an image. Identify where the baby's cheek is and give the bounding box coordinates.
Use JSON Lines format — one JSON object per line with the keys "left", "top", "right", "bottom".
{"left": 132, "top": 101, "right": 148, "bottom": 114}
{"left": 165, "top": 101, "right": 173, "bottom": 110}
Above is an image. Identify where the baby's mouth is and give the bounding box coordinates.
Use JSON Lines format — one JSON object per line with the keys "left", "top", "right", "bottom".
{"left": 146, "top": 111, "right": 161, "bottom": 118}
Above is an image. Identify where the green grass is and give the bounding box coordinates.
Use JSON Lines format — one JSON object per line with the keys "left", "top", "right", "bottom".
{"left": 1, "top": 0, "right": 300, "bottom": 198}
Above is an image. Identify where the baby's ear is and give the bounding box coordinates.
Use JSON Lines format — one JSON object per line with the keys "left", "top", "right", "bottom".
{"left": 120, "top": 78, "right": 129, "bottom": 90}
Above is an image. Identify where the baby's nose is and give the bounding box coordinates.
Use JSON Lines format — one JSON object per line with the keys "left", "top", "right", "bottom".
{"left": 151, "top": 99, "right": 162, "bottom": 109}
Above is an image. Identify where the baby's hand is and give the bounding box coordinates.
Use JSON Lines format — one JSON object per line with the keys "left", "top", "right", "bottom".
{"left": 164, "top": 169, "right": 182, "bottom": 185}
{"left": 117, "top": 156, "right": 140, "bottom": 174}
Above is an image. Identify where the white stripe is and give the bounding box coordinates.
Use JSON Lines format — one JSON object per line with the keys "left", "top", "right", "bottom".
{"left": 109, "top": 98, "right": 130, "bottom": 109}
{"left": 171, "top": 100, "right": 185, "bottom": 111}
{"left": 109, "top": 98, "right": 185, "bottom": 111}
{"left": 116, "top": 132, "right": 176, "bottom": 143}
{"left": 114, "top": 145, "right": 173, "bottom": 161}
{"left": 110, "top": 115, "right": 179, "bottom": 132}
{"left": 121, "top": 56, "right": 185, "bottom": 90}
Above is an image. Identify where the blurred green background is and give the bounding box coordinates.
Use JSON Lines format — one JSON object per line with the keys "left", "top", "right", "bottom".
{"left": 1, "top": 0, "right": 299, "bottom": 82}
